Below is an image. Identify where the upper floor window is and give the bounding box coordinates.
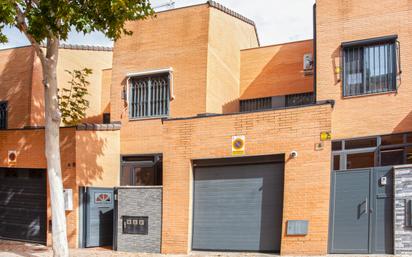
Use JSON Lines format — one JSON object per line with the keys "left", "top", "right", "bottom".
{"left": 342, "top": 35, "right": 398, "bottom": 97}
{"left": 0, "top": 101, "right": 7, "bottom": 129}
{"left": 128, "top": 72, "right": 170, "bottom": 119}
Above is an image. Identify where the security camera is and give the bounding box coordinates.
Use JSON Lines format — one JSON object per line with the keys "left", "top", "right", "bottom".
{"left": 290, "top": 151, "right": 298, "bottom": 159}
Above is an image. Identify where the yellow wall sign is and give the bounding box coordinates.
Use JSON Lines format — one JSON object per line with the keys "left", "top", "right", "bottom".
{"left": 320, "top": 132, "right": 332, "bottom": 141}
{"left": 232, "top": 136, "right": 245, "bottom": 155}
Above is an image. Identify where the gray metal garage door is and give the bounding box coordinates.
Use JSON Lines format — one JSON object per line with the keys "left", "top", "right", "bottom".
{"left": 0, "top": 168, "right": 47, "bottom": 244}
{"left": 192, "top": 156, "right": 284, "bottom": 252}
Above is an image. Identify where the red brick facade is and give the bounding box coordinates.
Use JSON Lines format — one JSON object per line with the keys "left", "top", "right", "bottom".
{"left": 0, "top": 0, "right": 410, "bottom": 255}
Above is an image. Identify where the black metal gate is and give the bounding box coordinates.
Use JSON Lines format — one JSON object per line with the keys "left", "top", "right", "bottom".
{"left": 329, "top": 166, "right": 393, "bottom": 254}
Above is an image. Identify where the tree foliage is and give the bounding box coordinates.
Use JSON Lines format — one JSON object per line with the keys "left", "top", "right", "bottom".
{"left": 0, "top": 0, "right": 154, "bottom": 44}
{"left": 58, "top": 68, "right": 92, "bottom": 126}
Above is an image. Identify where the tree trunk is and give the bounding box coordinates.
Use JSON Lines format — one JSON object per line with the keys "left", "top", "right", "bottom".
{"left": 41, "top": 38, "right": 69, "bottom": 257}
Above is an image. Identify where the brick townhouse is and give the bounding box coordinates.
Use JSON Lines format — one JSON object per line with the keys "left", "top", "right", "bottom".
{"left": 1, "top": 0, "right": 412, "bottom": 255}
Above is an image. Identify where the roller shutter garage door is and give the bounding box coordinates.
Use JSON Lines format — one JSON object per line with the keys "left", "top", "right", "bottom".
{"left": 0, "top": 168, "right": 47, "bottom": 244}
{"left": 192, "top": 156, "right": 284, "bottom": 252}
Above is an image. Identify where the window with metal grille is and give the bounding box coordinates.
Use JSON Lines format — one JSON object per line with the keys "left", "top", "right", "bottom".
{"left": 342, "top": 36, "right": 398, "bottom": 97}
{"left": 240, "top": 97, "right": 272, "bottom": 112}
{"left": 240, "top": 92, "right": 315, "bottom": 112}
{"left": 0, "top": 102, "right": 7, "bottom": 129}
{"left": 128, "top": 73, "right": 170, "bottom": 118}
{"left": 285, "top": 92, "right": 315, "bottom": 107}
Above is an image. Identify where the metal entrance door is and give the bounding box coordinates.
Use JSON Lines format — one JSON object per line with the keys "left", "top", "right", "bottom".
{"left": 84, "top": 187, "right": 114, "bottom": 248}
{"left": 329, "top": 166, "right": 393, "bottom": 254}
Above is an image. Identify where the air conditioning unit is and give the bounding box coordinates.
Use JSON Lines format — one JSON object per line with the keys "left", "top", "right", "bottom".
{"left": 303, "top": 53, "right": 314, "bottom": 75}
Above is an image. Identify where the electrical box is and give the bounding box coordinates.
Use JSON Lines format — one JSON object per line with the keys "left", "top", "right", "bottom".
{"left": 287, "top": 220, "right": 309, "bottom": 235}
{"left": 63, "top": 189, "right": 73, "bottom": 211}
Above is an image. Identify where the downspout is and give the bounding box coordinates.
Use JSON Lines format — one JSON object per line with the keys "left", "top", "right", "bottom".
{"left": 313, "top": 3, "right": 317, "bottom": 102}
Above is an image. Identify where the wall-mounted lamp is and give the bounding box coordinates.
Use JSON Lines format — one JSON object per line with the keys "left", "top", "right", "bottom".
{"left": 290, "top": 150, "right": 298, "bottom": 159}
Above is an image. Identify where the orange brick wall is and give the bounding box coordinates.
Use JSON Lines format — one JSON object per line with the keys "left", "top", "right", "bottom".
{"left": 240, "top": 40, "right": 314, "bottom": 100}
{"left": 75, "top": 130, "right": 120, "bottom": 188}
{"left": 112, "top": 4, "right": 263, "bottom": 155}
{"left": 29, "top": 55, "right": 45, "bottom": 126}
{"left": 161, "top": 104, "right": 332, "bottom": 255}
{"left": 316, "top": 0, "right": 412, "bottom": 139}
{"left": 101, "top": 69, "right": 112, "bottom": 114}
{"left": 206, "top": 7, "right": 259, "bottom": 114}
{"left": 57, "top": 48, "right": 113, "bottom": 124}
{"left": 0, "top": 47, "right": 34, "bottom": 129}
{"left": 0, "top": 46, "right": 112, "bottom": 129}
{"left": 111, "top": 5, "right": 210, "bottom": 154}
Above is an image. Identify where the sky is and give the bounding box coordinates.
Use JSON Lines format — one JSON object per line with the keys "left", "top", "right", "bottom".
{"left": 0, "top": 0, "right": 315, "bottom": 49}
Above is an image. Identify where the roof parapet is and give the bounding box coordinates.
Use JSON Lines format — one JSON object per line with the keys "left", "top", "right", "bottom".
{"left": 207, "top": 1, "right": 255, "bottom": 27}
{"left": 59, "top": 43, "right": 112, "bottom": 51}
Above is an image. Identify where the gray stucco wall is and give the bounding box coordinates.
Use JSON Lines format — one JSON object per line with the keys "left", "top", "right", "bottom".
{"left": 115, "top": 186, "right": 162, "bottom": 253}
{"left": 394, "top": 165, "right": 412, "bottom": 254}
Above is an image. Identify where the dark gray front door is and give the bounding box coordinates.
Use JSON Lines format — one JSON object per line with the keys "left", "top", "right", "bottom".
{"left": 192, "top": 161, "right": 284, "bottom": 252}
{"left": 0, "top": 168, "right": 47, "bottom": 244}
{"left": 84, "top": 187, "right": 114, "bottom": 248}
{"left": 329, "top": 166, "right": 393, "bottom": 254}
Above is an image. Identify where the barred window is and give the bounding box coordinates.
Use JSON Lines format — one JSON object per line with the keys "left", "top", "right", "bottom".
{"left": 285, "top": 92, "right": 315, "bottom": 107}
{"left": 240, "top": 92, "right": 315, "bottom": 112}
{"left": 0, "top": 101, "right": 7, "bottom": 129}
{"left": 342, "top": 36, "right": 398, "bottom": 97}
{"left": 128, "top": 73, "right": 170, "bottom": 119}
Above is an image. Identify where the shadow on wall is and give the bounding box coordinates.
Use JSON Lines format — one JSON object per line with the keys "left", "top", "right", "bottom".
{"left": 222, "top": 98, "right": 240, "bottom": 114}
{"left": 74, "top": 130, "right": 108, "bottom": 186}
{"left": 81, "top": 113, "right": 105, "bottom": 124}
{"left": 0, "top": 130, "right": 45, "bottom": 167}
{"left": 240, "top": 42, "right": 314, "bottom": 101}
{"left": 394, "top": 111, "right": 412, "bottom": 134}
{"left": 0, "top": 47, "right": 37, "bottom": 128}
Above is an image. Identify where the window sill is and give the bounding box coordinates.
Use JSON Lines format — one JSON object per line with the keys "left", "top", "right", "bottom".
{"left": 343, "top": 89, "right": 397, "bottom": 99}
{"left": 128, "top": 116, "right": 169, "bottom": 122}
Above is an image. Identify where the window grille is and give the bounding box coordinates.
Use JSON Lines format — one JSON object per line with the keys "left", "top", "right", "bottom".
{"left": 285, "top": 92, "right": 315, "bottom": 107}
{"left": 240, "top": 92, "right": 315, "bottom": 112}
{"left": 342, "top": 39, "right": 397, "bottom": 97}
{"left": 0, "top": 102, "right": 7, "bottom": 129}
{"left": 128, "top": 73, "right": 170, "bottom": 118}
{"left": 240, "top": 97, "right": 272, "bottom": 112}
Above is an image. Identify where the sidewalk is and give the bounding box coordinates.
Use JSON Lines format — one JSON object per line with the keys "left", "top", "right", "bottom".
{"left": 0, "top": 240, "right": 406, "bottom": 257}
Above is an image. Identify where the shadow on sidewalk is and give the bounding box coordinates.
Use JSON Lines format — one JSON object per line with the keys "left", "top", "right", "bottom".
{"left": 0, "top": 240, "right": 50, "bottom": 257}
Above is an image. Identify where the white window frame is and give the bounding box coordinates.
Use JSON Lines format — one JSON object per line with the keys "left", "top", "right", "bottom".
{"left": 126, "top": 67, "right": 174, "bottom": 119}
